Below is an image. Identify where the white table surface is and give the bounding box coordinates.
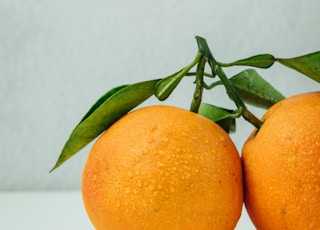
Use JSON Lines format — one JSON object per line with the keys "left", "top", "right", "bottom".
{"left": 0, "top": 191, "right": 255, "bottom": 229}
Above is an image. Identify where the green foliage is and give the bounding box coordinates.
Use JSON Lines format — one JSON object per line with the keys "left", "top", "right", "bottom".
{"left": 198, "top": 103, "right": 236, "bottom": 133}
{"left": 219, "top": 54, "right": 275, "bottom": 68}
{"left": 50, "top": 79, "right": 159, "bottom": 172}
{"left": 277, "top": 51, "right": 320, "bottom": 83}
{"left": 78, "top": 85, "right": 128, "bottom": 124}
{"left": 155, "top": 71, "right": 184, "bottom": 100}
{"left": 228, "top": 69, "right": 285, "bottom": 109}
{"left": 51, "top": 36, "right": 319, "bottom": 171}
{"left": 155, "top": 53, "right": 201, "bottom": 101}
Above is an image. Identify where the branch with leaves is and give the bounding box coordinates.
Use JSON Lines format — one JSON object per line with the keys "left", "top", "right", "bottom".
{"left": 50, "top": 36, "right": 320, "bottom": 172}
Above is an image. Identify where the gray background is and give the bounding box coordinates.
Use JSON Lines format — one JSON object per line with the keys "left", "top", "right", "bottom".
{"left": 1, "top": 0, "right": 319, "bottom": 192}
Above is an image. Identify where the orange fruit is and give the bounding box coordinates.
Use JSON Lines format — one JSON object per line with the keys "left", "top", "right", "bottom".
{"left": 242, "top": 91, "right": 320, "bottom": 230}
{"left": 82, "top": 105, "right": 243, "bottom": 230}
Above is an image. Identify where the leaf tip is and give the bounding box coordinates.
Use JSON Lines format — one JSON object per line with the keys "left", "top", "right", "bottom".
{"left": 49, "top": 148, "right": 70, "bottom": 173}
{"left": 49, "top": 163, "right": 59, "bottom": 173}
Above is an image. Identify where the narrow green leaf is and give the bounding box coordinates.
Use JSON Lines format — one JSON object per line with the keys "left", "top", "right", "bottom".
{"left": 155, "top": 70, "right": 184, "bottom": 100}
{"left": 199, "top": 103, "right": 232, "bottom": 121}
{"left": 78, "top": 85, "right": 128, "bottom": 124}
{"left": 216, "top": 118, "right": 236, "bottom": 133}
{"left": 277, "top": 51, "right": 320, "bottom": 83}
{"left": 219, "top": 54, "right": 275, "bottom": 68}
{"left": 198, "top": 103, "right": 236, "bottom": 133}
{"left": 50, "top": 79, "right": 160, "bottom": 172}
{"left": 229, "top": 69, "right": 285, "bottom": 109}
{"left": 155, "top": 52, "right": 202, "bottom": 101}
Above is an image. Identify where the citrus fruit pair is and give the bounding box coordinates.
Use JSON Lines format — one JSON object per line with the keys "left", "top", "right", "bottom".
{"left": 82, "top": 91, "right": 320, "bottom": 230}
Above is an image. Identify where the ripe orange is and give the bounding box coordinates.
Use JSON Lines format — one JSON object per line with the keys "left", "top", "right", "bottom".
{"left": 242, "top": 91, "right": 320, "bottom": 230}
{"left": 82, "top": 105, "right": 243, "bottom": 230}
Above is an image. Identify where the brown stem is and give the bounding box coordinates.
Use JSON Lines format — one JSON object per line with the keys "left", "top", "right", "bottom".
{"left": 242, "top": 108, "right": 263, "bottom": 129}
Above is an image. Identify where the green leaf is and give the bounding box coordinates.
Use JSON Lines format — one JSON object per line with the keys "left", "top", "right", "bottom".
{"left": 199, "top": 103, "right": 232, "bottom": 121}
{"left": 219, "top": 54, "right": 275, "bottom": 68}
{"left": 229, "top": 69, "right": 285, "bottom": 109}
{"left": 198, "top": 103, "right": 236, "bottom": 133}
{"left": 78, "top": 85, "right": 128, "bottom": 124}
{"left": 155, "top": 70, "right": 184, "bottom": 100}
{"left": 155, "top": 52, "right": 202, "bottom": 101}
{"left": 50, "top": 79, "right": 160, "bottom": 172}
{"left": 216, "top": 118, "right": 236, "bottom": 133}
{"left": 277, "top": 51, "right": 320, "bottom": 83}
